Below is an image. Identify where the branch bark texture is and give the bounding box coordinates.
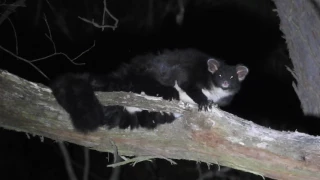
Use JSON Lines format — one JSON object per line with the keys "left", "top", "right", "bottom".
{"left": 273, "top": 0, "right": 320, "bottom": 117}
{"left": 1, "top": 69, "right": 320, "bottom": 180}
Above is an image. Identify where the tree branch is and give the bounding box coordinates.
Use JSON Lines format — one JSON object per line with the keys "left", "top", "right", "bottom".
{"left": 273, "top": 0, "right": 320, "bottom": 117}
{"left": 1, "top": 69, "right": 320, "bottom": 180}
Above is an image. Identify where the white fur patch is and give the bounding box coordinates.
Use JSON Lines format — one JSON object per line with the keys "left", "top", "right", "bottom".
{"left": 202, "top": 86, "right": 233, "bottom": 103}
{"left": 173, "top": 81, "right": 196, "bottom": 104}
{"left": 173, "top": 113, "right": 182, "bottom": 118}
{"left": 125, "top": 106, "right": 142, "bottom": 114}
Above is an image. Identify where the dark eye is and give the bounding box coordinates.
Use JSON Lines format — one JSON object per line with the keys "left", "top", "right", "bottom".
{"left": 230, "top": 76, "right": 233, "bottom": 79}
{"left": 219, "top": 74, "right": 222, "bottom": 77}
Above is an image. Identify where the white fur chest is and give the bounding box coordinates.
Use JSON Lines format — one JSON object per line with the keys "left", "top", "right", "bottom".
{"left": 173, "top": 81, "right": 233, "bottom": 105}
{"left": 174, "top": 81, "right": 196, "bottom": 104}
{"left": 201, "top": 86, "right": 233, "bottom": 103}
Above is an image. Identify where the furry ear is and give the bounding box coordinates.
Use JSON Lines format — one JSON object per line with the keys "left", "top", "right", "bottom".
{"left": 236, "top": 65, "right": 249, "bottom": 81}
{"left": 207, "top": 59, "right": 220, "bottom": 74}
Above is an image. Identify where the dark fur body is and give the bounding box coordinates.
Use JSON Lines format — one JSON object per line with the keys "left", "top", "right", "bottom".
{"left": 50, "top": 48, "right": 248, "bottom": 133}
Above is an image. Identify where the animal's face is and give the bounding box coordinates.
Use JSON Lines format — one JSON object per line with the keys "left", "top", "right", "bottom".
{"left": 212, "top": 66, "right": 240, "bottom": 90}
{"left": 207, "top": 59, "right": 249, "bottom": 90}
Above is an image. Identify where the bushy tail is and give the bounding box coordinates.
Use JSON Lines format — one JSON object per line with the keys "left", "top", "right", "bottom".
{"left": 102, "top": 106, "right": 177, "bottom": 130}
{"left": 50, "top": 73, "right": 180, "bottom": 133}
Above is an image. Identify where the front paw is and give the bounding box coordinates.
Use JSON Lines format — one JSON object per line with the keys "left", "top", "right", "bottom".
{"left": 198, "top": 100, "right": 214, "bottom": 111}
{"left": 70, "top": 106, "right": 104, "bottom": 133}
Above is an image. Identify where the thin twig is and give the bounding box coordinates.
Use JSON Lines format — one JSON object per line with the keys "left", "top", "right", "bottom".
{"left": 0, "top": 40, "right": 95, "bottom": 79}
{"left": 107, "top": 156, "right": 155, "bottom": 167}
{"left": 196, "top": 162, "right": 214, "bottom": 180}
{"left": 58, "top": 142, "right": 78, "bottom": 180}
{"left": 29, "top": 41, "right": 95, "bottom": 64}
{"left": 0, "top": 45, "right": 50, "bottom": 79}
{"left": 109, "top": 140, "right": 121, "bottom": 180}
{"left": 102, "top": 0, "right": 106, "bottom": 29}
{"left": 0, "top": 10, "right": 95, "bottom": 80}
{"left": 107, "top": 155, "right": 177, "bottom": 168}
{"left": 6, "top": 17, "right": 18, "bottom": 59}
{"left": 83, "top": 147, "right": 90, "bottom": 180}
{"left": 43, "top": 13, "right": 56, "bottom": 52}
{"left": 25, "top": 133, "right": 30, "bottom": 139}
{"left": 102, "top": 0, "right": 118, "bottom": 30}
{"left": 78, "top": 0, "right": 118, "bottom": 31}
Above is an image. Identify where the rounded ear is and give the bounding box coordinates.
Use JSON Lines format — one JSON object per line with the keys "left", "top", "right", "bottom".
{"left": 207, "top": 59, "right": 220, "bottom": 74}
{"left": 236, "top": 65, "right": 249, "bottom": 81}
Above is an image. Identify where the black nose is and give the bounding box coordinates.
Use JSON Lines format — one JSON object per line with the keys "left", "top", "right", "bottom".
{"left": 222, "top": 81, "right": 229, "bottom": 88}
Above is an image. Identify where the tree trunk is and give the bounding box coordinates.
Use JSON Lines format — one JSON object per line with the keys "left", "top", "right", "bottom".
{"left": 1, "top": 69, "right": 320, "bottom": 180}
{"left": 273, "top": 0, "right": 320, "bottom": 117}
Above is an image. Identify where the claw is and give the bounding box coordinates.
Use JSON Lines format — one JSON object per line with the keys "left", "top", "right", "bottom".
{"left": 198, "top": 100, "right": 214, "bottom": 111}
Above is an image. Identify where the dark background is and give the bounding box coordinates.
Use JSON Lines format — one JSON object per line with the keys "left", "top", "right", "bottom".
{"left": 0, "top": 0, "right": 317, "bottom": 179}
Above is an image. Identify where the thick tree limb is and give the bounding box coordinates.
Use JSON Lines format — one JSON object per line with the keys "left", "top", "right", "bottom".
{"left": 273, "top": 0, "right": 320, "bottom": 117}
{"left": 1, "top": 69, "right": 320, "bottom": 180}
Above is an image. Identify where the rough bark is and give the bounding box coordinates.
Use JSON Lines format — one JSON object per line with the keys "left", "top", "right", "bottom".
{"left": 1, "top": 69, "right": 320, "bottom": 180}
{"left": 273, "top": 0, "right": 320, "bottom": 117}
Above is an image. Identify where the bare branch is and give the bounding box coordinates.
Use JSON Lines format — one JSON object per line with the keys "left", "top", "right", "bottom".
{"left": 5, "top": 17, "right": 19, "bottom": 58}
{"left": 58, "top": 142, "right": 78, "bottom": 180}
{"left": 78, "top": 0, "right": 118, "bottom": 31}
{"left": 102, "top": 0, "right": 118, "bottom": 31}
{"left": 0, "top": 39, "right": 95, "bottom": 79}
{"left": 0, "top": 45, "right": 50, "bottom": 79}
{"left": 28, "top": 41, "right": 95, "bottom": 64}
{"left": 83, "top": 147, "right": 90, "bottom": 180}
{"left": 108, "top": 140, "right": 121, "bottom": 180}
{"left": 273, "top": 0, "right": 320, "bottom": 116}
{"left": 43, "top": 13, "right": 56, "bottom": 52}
{"left": 0, "top": 12, "right": 95, "bottom": 80}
